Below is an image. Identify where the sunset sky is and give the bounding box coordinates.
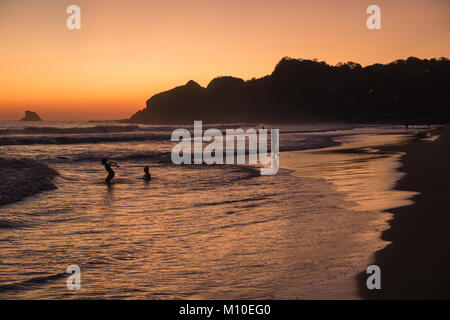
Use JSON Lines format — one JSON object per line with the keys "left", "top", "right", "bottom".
{"left": 1, "top": 0, "right": 449, "bottom": 120}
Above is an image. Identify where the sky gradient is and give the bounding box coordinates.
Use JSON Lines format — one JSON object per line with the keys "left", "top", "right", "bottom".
{"left": 1, "top": 0, "right": 449, "bottom": 120}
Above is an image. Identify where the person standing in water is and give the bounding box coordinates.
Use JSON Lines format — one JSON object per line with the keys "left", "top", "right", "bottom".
{"left": 143, "top": 166, "right": 151, "bottom": 181}
{"left": 101, "top": 158, "right": 119, "bottom": 185}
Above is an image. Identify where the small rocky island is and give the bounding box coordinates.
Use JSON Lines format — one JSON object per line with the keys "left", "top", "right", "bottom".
{"left": 20, "top": 110, "right": 43, "bottom": 121}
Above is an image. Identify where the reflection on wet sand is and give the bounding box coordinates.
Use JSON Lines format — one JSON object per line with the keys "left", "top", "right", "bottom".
{"left": 279, "top": 132, "right": 429, "bottom": 299}
{"left": 282, "top": 133, "right": 419, "bottom": 212}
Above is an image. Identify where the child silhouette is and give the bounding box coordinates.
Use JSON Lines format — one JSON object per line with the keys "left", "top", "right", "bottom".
{"left": 101, "top": 158, "right": 119, "bottom": 185}
{"left": 143, "top": 166, "right": 151, "bottom": 181}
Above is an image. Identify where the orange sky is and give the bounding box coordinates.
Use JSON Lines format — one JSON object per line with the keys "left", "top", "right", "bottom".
{"left": 1, "top": 0, "right": 449, "bottom": 120}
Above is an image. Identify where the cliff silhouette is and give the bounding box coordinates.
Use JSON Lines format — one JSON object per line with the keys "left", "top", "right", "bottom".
{"left": 128, "top": 57, "right": 450, "bottom": 124}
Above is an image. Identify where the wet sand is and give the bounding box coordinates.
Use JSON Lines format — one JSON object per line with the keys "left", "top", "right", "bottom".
{"left": 358, "top": 126, "right": 450, "bottom": 299}
{"left": 280, "top": 132, "right": 416, "bottom": 299}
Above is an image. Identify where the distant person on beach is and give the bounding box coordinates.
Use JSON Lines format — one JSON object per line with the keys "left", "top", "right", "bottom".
{"left": 101, "top": 158, "right": 119, "bottom": 185}
{"left": 143, "top": 166, "right": 151, "bottom": 181}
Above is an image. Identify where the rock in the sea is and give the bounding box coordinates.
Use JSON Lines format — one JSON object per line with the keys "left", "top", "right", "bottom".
{"left": 20, "top": 110, "right": 43, "bottom": 121}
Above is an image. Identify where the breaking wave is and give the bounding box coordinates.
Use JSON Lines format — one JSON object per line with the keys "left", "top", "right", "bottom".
{"left": 0, "top": 125, "right": 154, "bottom": 135}
{"left": 0, "top": 133, "right": 169, "bottom": 146}
{"left": 0, "top": 158, "right": 58, "bottom": 206}
{"left": 0, "top": 272, "right": 67, "bottom": 293}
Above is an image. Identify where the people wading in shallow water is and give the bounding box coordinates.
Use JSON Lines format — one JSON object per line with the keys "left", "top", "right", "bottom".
{"left": 101, "top": 158, "right": 119, "bottom": 185}
{"left": 143, "top": 166, "right": 151, "bottom": 181}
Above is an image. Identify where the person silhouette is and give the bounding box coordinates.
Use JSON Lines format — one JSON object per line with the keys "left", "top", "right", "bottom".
{"left": 101, "top": 158, "right": 119, "bottom": 185}
{"left": 143, "top": 166, "right": 151, "bottom": 181}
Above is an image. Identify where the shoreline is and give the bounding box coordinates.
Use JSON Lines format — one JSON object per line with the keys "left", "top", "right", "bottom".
{"left": 2, "top": 125, "right": 447, "bottom": 298}
{"left": 358, "top": 126, "right": 450, "bottom": 299}
{"left": 279, "top": 132, "right": 415, "bottom": 299}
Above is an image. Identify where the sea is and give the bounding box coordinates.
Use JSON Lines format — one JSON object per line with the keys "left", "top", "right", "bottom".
{"left": 0, "top": 121, "right": 431, "bottom": 299}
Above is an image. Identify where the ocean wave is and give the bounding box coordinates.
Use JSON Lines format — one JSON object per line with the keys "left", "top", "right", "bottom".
{"left": 0, "top": 158, "right": 58, "bottom": 206}
{"left": 0, "top": 123, "right": 257, "bottom": 136}
{"left": 0, "top": 133, "right": 169, "bottom": 146}
{"left": 0, "top": 125, "right": 153, "bottom": 135}
{"left": 0, "top": 272, "right": 66, "bottom": 293}
{"left": 0, "top": 219, "right": 29, "bottom": 229}
{"left": 40, "top": 134, "right": 339, "bottom": 164}
{"left": 279, "top": 135, "right": 340, "bottom": 151}
{"left": 66, "top": 150, "right": 173, "bottom": 163}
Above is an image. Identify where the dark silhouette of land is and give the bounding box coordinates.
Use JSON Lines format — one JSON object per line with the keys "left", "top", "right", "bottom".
{"left": 127, "top": 57, "right": 450, "bottom": 124}
{"left": 358, "top": 127, "right": 450, "bottom": 299}
{"left": 20, "top": 110, "right": 42, "bottom": 121}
